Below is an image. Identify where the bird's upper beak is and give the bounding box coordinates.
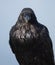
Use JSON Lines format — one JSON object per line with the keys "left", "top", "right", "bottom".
{"left": 24, "top": 14, "right": 31, "bottom": 23}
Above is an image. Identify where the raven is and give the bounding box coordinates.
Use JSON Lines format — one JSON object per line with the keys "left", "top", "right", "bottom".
{"left": 9, "top": 8, "right": 54, "bottom": 65}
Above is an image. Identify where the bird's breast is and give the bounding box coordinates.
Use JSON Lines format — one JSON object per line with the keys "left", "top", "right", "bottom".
{"left": 13, "top": 23, "right": 39, "bottom": 43}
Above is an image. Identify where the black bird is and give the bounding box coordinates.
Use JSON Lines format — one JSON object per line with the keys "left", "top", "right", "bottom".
{"left": 9, "top": 8, "right": 54, "bottom": 65}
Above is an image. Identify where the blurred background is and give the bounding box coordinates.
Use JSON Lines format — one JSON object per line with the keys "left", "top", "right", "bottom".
{"left": 0, "top": 0, "right": 55, "bottom": 65}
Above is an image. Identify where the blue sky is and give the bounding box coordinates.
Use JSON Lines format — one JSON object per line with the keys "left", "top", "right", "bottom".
{"left": 0, "top": 0, "right": 55, "bottom": 65}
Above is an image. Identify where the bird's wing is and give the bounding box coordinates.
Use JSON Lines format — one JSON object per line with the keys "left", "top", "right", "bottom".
{"left": 9, "top": 25, "right": 17, "bottom": 53}
{"left": 39, "top": 26, "right": 54, "bottom": 65}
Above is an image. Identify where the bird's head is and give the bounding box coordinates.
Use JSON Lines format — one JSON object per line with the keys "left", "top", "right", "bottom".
{"left": 18, "top": 8, "right": 37, "bottom": 24}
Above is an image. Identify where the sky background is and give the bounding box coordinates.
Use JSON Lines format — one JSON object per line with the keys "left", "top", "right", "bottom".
{"left": 0, "top": 0, "right": 55, "bottom": 65}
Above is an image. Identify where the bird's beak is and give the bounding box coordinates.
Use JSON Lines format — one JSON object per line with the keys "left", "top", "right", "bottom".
{"left": 24, "top": 15, "right": 31, "bottom": 23}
